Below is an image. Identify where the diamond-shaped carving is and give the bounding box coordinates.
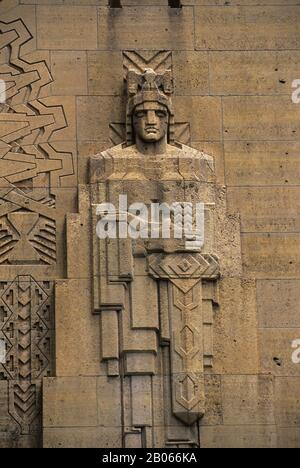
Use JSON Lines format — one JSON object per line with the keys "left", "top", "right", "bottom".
{"left": 164, "top": 254, "right": 204, "bottom": 278}
{"left": 180, "top": 375, "right": 196, "bottom": 404}
{"left": 174, "top": 323, "right": 200, "bottom": 358}
{"left": 178, "top": 259, "right": 192, "bottom": 273}
{"left": 180, "top": 326, "right": 194, "bottom": 355}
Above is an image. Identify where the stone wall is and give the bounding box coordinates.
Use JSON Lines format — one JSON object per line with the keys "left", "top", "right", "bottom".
{"left": 0, "top": 0, "right": 300, "bottom": 448}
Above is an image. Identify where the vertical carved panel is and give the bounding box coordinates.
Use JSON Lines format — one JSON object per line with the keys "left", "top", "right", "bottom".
{"left": 0, "top": 276, "right": 53, "bottom": 434}
{"left": 0, "top": 16, "right": 73, "bottom": 445}
{"left": 149, "top": 253, "right": 220, "bottom": 425}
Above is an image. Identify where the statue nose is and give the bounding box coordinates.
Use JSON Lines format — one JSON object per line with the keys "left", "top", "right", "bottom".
{"left": 146, "top": 110, "right": 157, "bottom": 125}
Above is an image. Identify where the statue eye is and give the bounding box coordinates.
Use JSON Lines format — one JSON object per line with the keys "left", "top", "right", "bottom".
{"left": 135, "top": 111, "right": 146, "bottom": 118}
{"left": 156, "top": 111, "right": 167, "bottom": 118}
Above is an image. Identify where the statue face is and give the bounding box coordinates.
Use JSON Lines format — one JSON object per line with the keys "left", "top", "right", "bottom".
{"left": 133, "top": 103, "right": 169, "bottom": 143}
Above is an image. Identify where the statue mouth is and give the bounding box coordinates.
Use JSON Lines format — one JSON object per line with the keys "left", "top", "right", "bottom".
{"left": 146, "top": 127, "right": 158, "bottom": 134}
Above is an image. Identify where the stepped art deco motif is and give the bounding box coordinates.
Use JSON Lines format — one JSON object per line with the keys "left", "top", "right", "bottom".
{"left": 0, "top": 17, "right": 74, "bottom": 447}
{"left": 0, "top": 19, "right": 74, "bottom": 267}
{"left": 89, "top": 67, "right": 220, "bottom": 447}
{"left": 0, "top": 277, "right": 53, "bottom": 434}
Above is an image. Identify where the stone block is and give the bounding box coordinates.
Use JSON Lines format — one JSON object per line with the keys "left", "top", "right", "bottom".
{"left": 223, "top": 96, "right": 300, "bottom": 141}
{"left": 278, "top": 427, "right": 300, "bottom": 448}
{"left": 275, "top": 377, "right": 300, "bottom": 427}
{"left": 77, "top": 96, "right": 126, "bottom": 142}
{"left": 227, "top": 187, "right": 300, "bottom": 233}
{"left": 214, "top": 187, "right": 243, "bottom": 279}
{"left": 55, "top": 279, "right": 102, "bottom": 376}
{"left": 201, "top": 375, "right": 223, "bottom": 426}
{"left": 97, "top": 376, "right": 122, "bottom": 428}
{"left": 124, "top": 353, "right": 156, "bottom": 376}
{"left": 43, "top": 376, "right": 98, "bottom": 428}
{"left": 259, "top": 329, "right": 300, "bottom": 377}
{"left": 51, "top": 51, "right": 88, "bottom": 96}
{"left": 43, "top": 427, "right": 122, "bottom": 449}
{"left": 222, "top": 375, "right": 275, "bottom": 425}
{"left": 210, "top": 51, "right": 300, "bottom": 96}
{"left": 98, "top": 6, "right": 195, "bottom": 50}
{"left": 213, "top": 278, "right": 259, "bottom": 375}
{"left": 0, "top": 0, "right": 18, "bottom": 13}
{"left": 131, "top": 376, "right": 152, "bottom": 427}
{"left": 257, "top": 280, "right": 300, "bottom": 328}
{"left": 174, "top": 96, "right": 222, "bottom": 141}
{"left": 37, "top": 5, "right": 98, "bottom": 50}
{"left": 195, "top": 6, "right": 300, "bottom": 50}
{"left": 131, "top": 274, "right": 159, "bottom": 329}
{"left": 173, "top": 51, "right": 209, "bottom": 96}
{"left": 242, "top": 234, "right": 300, "bottom": 278}
{"left": 87, "top": 51, "right": 124, "bottom": 96}
{"left": 201, "top": 424, "right": 277, "bottom": 448}
{"left": 224, "top": 142, "right": 300, "bottom": 187}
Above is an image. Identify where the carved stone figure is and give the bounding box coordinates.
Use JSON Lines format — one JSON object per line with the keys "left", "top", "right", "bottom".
{"left": 90, "top": 67, "right": 220, "bottom": 447}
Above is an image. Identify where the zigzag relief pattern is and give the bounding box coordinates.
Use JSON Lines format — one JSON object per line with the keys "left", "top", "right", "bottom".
{"left": 10, "top": 382, "right": 40, "bottom": 431}
{"left": 0, "top": 276, "right": 53, "bottom": 433}
{"left": 0, "top": 19, "right": 74, "bottom": 190}
{"left": 123, "top": 50, "right": 172, "bottom": 77}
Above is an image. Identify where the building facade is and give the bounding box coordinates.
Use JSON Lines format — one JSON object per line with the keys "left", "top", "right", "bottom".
{"left": 0, "top": 0, "right": 300, "bottom": 448}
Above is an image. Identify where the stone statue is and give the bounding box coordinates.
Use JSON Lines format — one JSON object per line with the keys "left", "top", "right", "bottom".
{"left": 129, "top": 68, "right": 172, "bottom": 156}
{"left": 90, "top": 68, "right": 220, "bottom": 448}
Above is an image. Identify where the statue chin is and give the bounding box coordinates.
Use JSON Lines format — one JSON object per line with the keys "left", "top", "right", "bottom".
{"left": 142, "top": 136, "right": 161, "bottom": 143}
{"left": 138, "top": 133, "right": 166, "bottom": 144}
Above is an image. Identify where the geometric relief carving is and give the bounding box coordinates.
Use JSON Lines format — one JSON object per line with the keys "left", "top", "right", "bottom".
{"left": 148, "top": 252, "right": 220, "bottom": 424}
{"left": 0, "top": 15, "right": 69, "bottom": 447}
{"left": 149, "top": 253, "right": 220, "bottom": 282}
{"left": 149, "top": 252, "right": 220, "bottom": 425}
{"left": 0, "top": 18, "right": 75, "bottom": 270}
{"left": 0, "top": 19, "right": 74, "bottom": 191}
{"left": 0, "top": 276, "right": 53, "bottom": 433}
{"left": 9, "top": 381, "right": 41, "bottom": 433}
{"left": 0, "top": 188, "right": 56, "bottom": 265}
{"left": 123, "top": 50, "right": 172, "bottom": 77}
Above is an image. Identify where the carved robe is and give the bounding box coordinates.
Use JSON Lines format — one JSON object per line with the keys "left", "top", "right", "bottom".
{"left": 91, "top": 142, "right": 220, "bottom": 448}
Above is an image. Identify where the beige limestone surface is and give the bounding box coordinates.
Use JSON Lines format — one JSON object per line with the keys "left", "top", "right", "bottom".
{"left": 0, "top": 0, "right": 299, "bottom": 449}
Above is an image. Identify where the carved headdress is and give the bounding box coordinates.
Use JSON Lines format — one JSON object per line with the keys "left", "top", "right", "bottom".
{"left": 126, "top": 68, "right": 175, "bottom": 146}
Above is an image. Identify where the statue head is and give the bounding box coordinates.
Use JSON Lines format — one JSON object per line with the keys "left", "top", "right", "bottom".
{"left": 132, "top": 102, "right": 169, "bottom": 144}
{"left": 126, "top": 68, "right": 175, "bottom": 147}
